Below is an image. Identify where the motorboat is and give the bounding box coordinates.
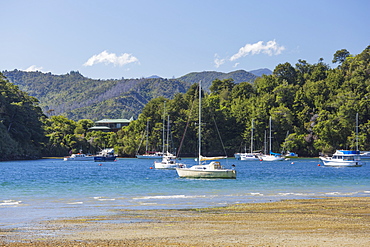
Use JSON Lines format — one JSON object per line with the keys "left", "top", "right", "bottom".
{"left": 240, "top": 153, "right": 260, "bottom": 161}
{"left": 176, "top": 81, "right": 236, "bottom": 179}
{"left": 320, "top": 113, "right": 365, "bottom": 167}
{"left": 285, "top": 152, "right": 299, "bottom": 158}
{"left": 64, "top": 153, "right": 95, "bottom": 161}
{"left": 94, "top": 148, "right": 117, "bottom": 162}
{"left": 154, "top": 152, "right": 177, "bottom": 169}
{"left": 320, "top": 150, "right": 365, "bottom": 167}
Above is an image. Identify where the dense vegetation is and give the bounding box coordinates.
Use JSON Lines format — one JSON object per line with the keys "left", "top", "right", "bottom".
{"left": 122, "top": 46, "right": 370, "bottom": 157}
{"left": 2, "top": 70, "right": 258, "bottom": 121}
{"left": 1, "top": 46, "right": 369, "bottom": 160}
{"left": 0, "top": 73, "right": 45, "bottom": 160}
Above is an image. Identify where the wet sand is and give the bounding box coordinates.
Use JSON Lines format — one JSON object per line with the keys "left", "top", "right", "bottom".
{"left": 1, "top": 197, "right": 370, "bottom": 246}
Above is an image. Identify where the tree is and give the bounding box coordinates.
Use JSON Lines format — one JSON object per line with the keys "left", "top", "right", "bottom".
{"left": 332, "top": 49, "right": 350, "bottom": 65}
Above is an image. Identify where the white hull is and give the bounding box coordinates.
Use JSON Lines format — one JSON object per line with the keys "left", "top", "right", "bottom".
{"left": 240, "top": 153, "right": 260, "bottom": 161}
{"left": 176, "top": 168, "right": 236, "bottom": 179}
{"left": 154, "top": 163, "right": 177, "bottom": 169}
{"left": 176, "top": 161, "right": 236, "bottom": 179}
{"left": 260, "top": 155, "right": 285, "bottom": 161}
{"left": 320, "top": 159, "right": 364, "bottom": 167}
{"left": 64, "top": 154, "right": 95, "bottom": 161}
{"left": 154, "top": 155, "right": 177, "bottom": 169}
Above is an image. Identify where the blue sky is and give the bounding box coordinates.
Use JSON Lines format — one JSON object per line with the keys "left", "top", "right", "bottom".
{"left": 1, "top": 0, "right": 369, "bottom": 79}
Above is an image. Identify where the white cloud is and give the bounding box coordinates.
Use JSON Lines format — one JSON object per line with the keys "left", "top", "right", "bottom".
{"left": 233, "top": 63, "right": 239, "bottom": 68}
{"left": 214, "top": 54, "right": 225, "bottom": 68}
{"left": 25, "top": 65, "right": 44, "bottom": 72}
{"left": 83, "top": 50, "right": 139, "bottom": 67}
{"left": 230, "top": 40, "right": 285, "bottom": 61}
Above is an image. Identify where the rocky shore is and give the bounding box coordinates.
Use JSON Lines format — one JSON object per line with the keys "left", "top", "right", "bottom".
{"left": 1, "top": 197, "right": 370, "bottom": 246}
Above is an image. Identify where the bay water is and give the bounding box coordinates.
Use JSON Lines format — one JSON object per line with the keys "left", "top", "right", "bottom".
{"left": 1, "top": 158, "right": 369, "bottom": 228}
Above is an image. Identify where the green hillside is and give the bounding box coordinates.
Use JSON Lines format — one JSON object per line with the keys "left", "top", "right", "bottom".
{"left": 2, "top": 69, "right": 257, "bottom": 121}
{"left": 178, "top": 70, "right": 257, "bottom": 90}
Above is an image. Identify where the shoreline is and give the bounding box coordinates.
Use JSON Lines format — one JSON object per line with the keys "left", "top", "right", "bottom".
{"left": 2, "top": 197, "right": 370, "bottom": 246}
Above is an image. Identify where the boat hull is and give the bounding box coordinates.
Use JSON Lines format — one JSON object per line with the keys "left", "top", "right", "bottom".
{"left": 320, "top": 158, "right": 364, "bottom": 167}
{"left": 260, "top": 155, "right": 285, "bottom": 161}
{"left": 63, "top": 157, "right": 95, "bottom": 161}
{"left": 240, "top": 153, "right": 260, "bottom": 161}
{"left": 136, "top": 155, "right": 162, "bottom": 159}
{"left": 176, "top": 168, "right": 236, "bottom": 179}
{"left": 94, "top": 156, "right": 117, "bottom": 162}
{"left": 154, "top": 162, "right": 177, "bottom": 169}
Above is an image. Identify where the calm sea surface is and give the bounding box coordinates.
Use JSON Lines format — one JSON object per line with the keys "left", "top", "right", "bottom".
{"left": 1, "top": 158, "right": 369, "bottom": 227}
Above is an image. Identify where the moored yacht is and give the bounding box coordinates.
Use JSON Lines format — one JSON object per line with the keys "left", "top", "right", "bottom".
{"left": 176, "top": 81, "right": 236, "bottom": 179}
{"left": 320, "top": 150, "right": 364, "bottom": 167}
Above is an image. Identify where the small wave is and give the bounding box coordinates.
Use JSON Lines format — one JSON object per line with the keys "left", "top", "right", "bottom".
{"left": 67, "top": 202, "right": 83, "bottom": 205}
{"left": 133, "top": 195, "right": 206, "bottom": 200}
{"left": 0, "top": 200, "right": 22, "bottom": 206}
{"left": 250, "top": 193, "right": 264, "bottom": 196}
{"left": 325, "top": 192, "right": 357, "bottom": 196}
{"left": 277, "top": 192, "right": 296, "bottom": 196}
{"left": 98, "top": 198, "right": 116, "bottom": 201}
{"left": 92, "top": 197, "right": 116, "bottom": 201}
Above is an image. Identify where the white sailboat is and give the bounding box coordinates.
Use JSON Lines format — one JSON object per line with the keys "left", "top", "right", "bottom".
{"left": 260, "top": 116, "right": 285, "bottom": 161}
{"left": 136, "top": 119, "right": 164, "bottom": 159}
{"left": 176, "top": 81, "right": 236, "bottom": 179}
{"left": 320, "top": 113, "right": 365, "bottom": 167}
{"left": 239, "top": 119, "right": 260, "bottom": 161}
{"left": 155, "top": 104, "right": 178, "bottom": 169}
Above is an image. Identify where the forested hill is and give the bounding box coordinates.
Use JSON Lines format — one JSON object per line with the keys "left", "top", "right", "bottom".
{"left": 2, "top": 69, "right": 260, "bottom": 121}
{"left": 178, "top": 70, "right": 258, "bottom": 90}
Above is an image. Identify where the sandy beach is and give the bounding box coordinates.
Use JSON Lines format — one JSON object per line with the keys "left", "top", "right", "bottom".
{"left": 1, "top": 197, "right": 370, "bottom": 246}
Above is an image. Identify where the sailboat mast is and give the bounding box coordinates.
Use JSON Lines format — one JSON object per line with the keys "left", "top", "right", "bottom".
{"left": 269, "top": 116, "right": 272, "bottom": 155}
{"left": 166, "top": 115, "right": 170, "bottom": 154}
{"left": 356, "top": 112, "right": 359, "bottom": 151}
{"left": 145, "top": 119, "right": 149, "bottom": 153}
{"left": 251, "top": 119, "right": 254, "bottom": 153}
{"left": 198, "top": 81, "right": 202, "bottom": 165}
{"left": 162, "top": 101, "right": 166, "bottom": 154}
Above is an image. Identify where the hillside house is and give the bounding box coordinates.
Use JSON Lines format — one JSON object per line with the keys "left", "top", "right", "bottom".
{"left": 89, "top": 117, "right": 133, "bottom": 132}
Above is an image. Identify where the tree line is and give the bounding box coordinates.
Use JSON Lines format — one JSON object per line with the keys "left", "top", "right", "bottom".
{"left": 1, "top": 46, "right": 369, "bottom": 160}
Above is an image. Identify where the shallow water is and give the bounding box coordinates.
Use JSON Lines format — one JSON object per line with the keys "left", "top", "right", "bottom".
{"left": 1, "top": 158, "right": 369, "bottom": 227}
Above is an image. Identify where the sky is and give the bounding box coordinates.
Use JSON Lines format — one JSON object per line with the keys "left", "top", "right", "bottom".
{"left": 1, "top": 0, "right": 369, "bottom": 79}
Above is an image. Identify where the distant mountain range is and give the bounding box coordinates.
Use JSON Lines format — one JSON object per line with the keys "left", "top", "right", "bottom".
{"left": 249, "top": 68, "right": 272, "bottom": 77}
{"left": 2, "top": 68, "right": 272, "bottom": 121}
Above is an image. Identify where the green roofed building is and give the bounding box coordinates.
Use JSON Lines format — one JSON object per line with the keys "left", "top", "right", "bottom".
{"left": 89, "top": 117, "right": 133, "bottom": 132}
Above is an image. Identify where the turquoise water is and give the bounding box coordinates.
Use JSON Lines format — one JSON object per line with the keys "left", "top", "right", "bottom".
{"left": 1, "top": 158, "right": 369, "bottom": 227}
